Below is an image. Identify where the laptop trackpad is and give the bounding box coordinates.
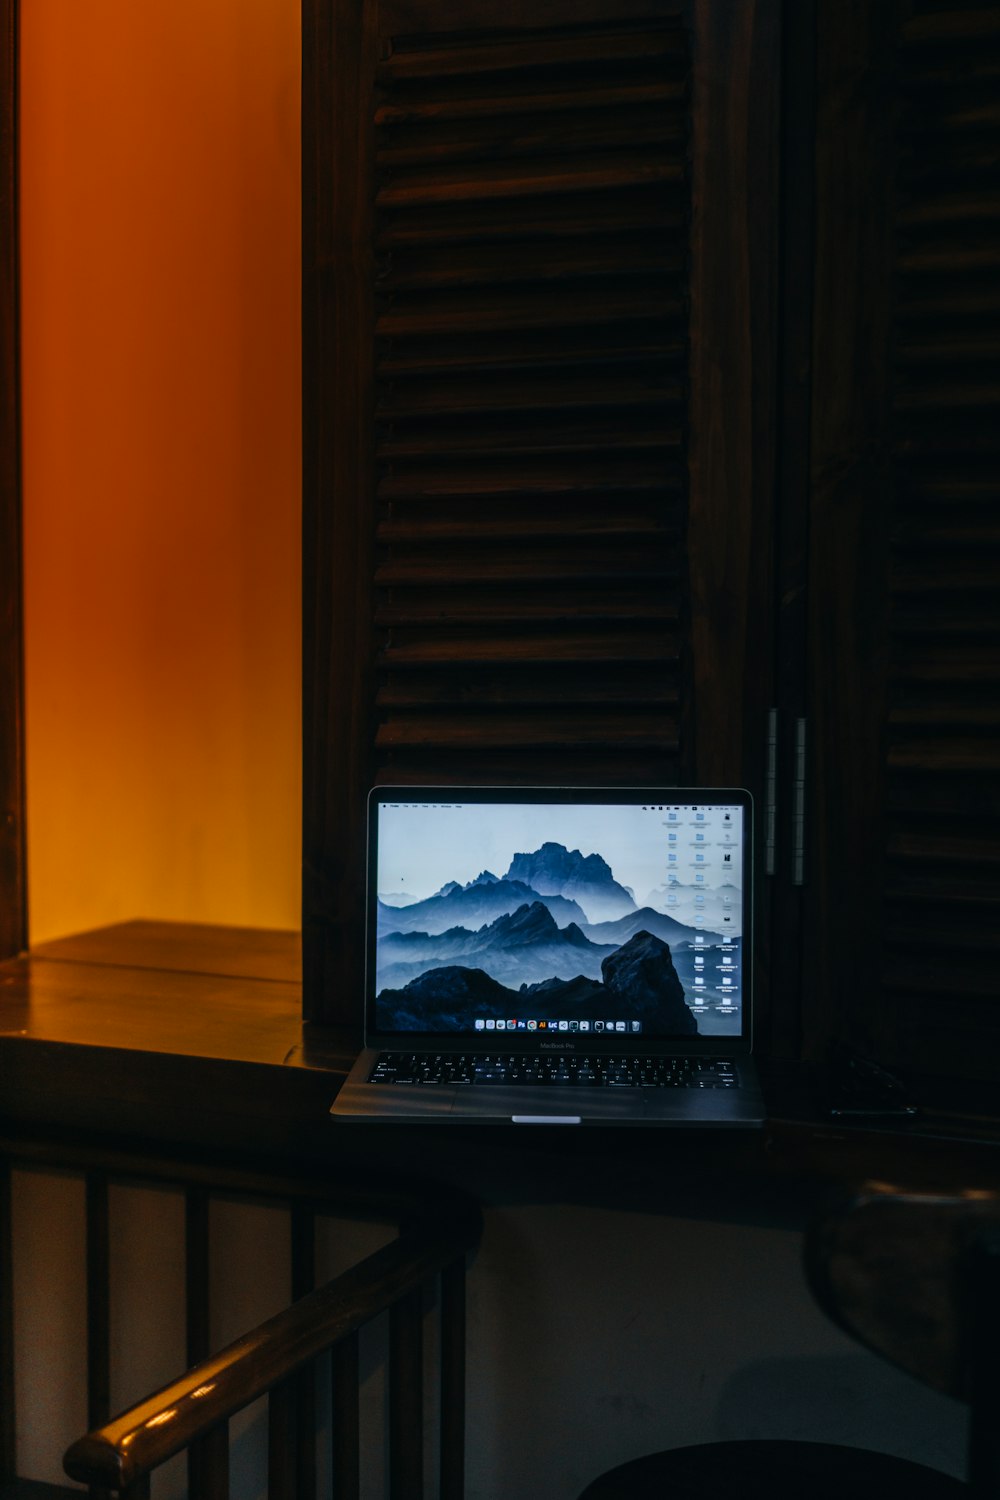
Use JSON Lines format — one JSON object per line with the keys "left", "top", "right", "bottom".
{"left": 512, "top": 1114, "right": 582, "bottom": 1125}
{"left": 448, "top": 1085, "right": 644, "bottom": 1121}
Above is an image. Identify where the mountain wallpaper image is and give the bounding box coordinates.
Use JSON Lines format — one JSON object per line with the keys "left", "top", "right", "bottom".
{"left": 375, "top": 840, "right": 742, "bottom": 1036}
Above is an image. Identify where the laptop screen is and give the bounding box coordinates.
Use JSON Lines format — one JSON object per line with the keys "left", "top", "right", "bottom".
{"left": 366, "top": 787, "right": 752, "bottom": 1046}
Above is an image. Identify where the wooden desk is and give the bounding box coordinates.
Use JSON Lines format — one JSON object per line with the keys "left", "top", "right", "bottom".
{"left": 2, "top": 921, "right": 998, "bottom": 1211}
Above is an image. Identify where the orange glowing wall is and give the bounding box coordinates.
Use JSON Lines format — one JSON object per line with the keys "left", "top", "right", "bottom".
{"left": 20, "top": 0, "right": 301, "bottom": 943}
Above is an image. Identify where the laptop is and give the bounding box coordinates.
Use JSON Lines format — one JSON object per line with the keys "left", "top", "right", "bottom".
{"left": 331, "top": 786, "right": 765, "bottom": 1127}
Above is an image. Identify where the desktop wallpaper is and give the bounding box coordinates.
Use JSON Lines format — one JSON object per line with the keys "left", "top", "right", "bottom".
{"left": 374, "top": 801, "right": 744, "bottom": 1037}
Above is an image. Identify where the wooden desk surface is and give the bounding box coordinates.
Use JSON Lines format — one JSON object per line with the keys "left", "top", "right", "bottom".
{"left": 4, "top": 920, "right": 306, "bottom": 1065}
{"left": 2, "top": 921, "right": 998, "bottom": 1209}
{"left": 0, "top": 921, "right": 359, "bottom": 1168}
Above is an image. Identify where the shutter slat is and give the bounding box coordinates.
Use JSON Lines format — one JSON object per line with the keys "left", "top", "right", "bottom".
{"left": 378, "top": 29, "right": 686, "bottom": 82}
{"left": 379, "top": 239, "right": 677, "bottom": 289}
{"left": 376, "top": 109, "right": 682, "bottom": 167}
{"left": 376, "top": 289, "right": 682, "bottom": 338}
{"left": 887, "top": 829, "right": 1000, "bottom": 864}
{"left": 887, "top": 741, "right": 1000, "bottom": 772}
{"left": 372, "top": 750, "right": 681, "bottom": 785}
{"left": 898, "top": 245, "right": 1000, "bottom": 274}
{"left": 375, "top": 714, "right": 678, "bottom": 749}
{"left": 376, "top": 185, "right": 680, "bottom": 248}
{"left": 377, "top": 669, "right": 677, "bottom": 708}
{"left": 377, "top": 458, "right": 679, "bottom": 500}
{"left": 893, "top": 651, "right": 1000, "bottom": 687}
{"left": 889, "top": 702, "right": 1000, "bottom": 729}
{"left": 898, "top": 191, "right": 1000, "bottom": 228}
{"left": 377, "top": 427, "right": 679, "bottom": 462}
{"left": 379, "top": 629, "right": 677, "bottom": 665}
{"left": 379, "top": 328, "right": 683, "bottom": 372}
{"left": 378, "top": 598, "right": 677, "bottom": 626}
{"left": 894, "top": 382, "right": 1000, "bottom": 410}
{"left": 376, "top": 548, "right": 678, "bottom": 584}
{"left": 893, "top": 522, "right": 1000, "bottom": 548}
{"left": 375, "top": 78, "right": 682, "bottom": 127}
{"left": 882, "top": 960, "right": 999, "bottom": 998}
{"left": 378, "top": 372, "right": 679, "bottom": 416}
{"left": 885, "top": 871, "right": 999, "bottom": 905}
{"left": 377, "top": 155, "right": 680, "bottom": 207}
{"left": 890, "top": 559, "right": 1000, "bottom": 590}
{"left": 901, "top": 9, "right": 1000, "bottom": 45}
{"left": 890, "top": 608, "right": 1000, "bottom": 635}
{"left": 378, "top": 515, "right": 678, "bottom": 542}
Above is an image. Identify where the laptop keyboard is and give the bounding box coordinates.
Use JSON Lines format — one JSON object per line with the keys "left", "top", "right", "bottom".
{"left": 369, "top": 1053, "right": 738, "bottom": 1088}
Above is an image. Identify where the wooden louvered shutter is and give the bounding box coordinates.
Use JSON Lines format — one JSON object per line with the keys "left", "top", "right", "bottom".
{"left": 303, "top": 0, "right": 709, "bottom": 1024}
{"left": 880, "top": 3, "right": 1000, "bottom": 1084}
{"left": 806, "top": 1, "right": 1000, "bottom": 1092}
{"left": 372, "top": 20, "right": 689, "bottom": 786}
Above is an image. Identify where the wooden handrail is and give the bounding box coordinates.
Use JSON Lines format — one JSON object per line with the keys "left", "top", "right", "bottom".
{"left": 0, "top": 1131, "right": 461, "bottom": 1228}
{"left": 63, "top": 1197, "right": 481, "bottom": 1492}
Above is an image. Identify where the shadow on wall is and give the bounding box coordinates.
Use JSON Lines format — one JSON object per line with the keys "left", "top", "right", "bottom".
{"left": 717, "top": 1353, "right": 967, "bottom": 1479}
{"left": 464, "top": 1202, "right": 969, "bottom": 1500}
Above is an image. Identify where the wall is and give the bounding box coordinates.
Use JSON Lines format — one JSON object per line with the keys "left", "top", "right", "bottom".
{"left": 11, "top": 1169, "right": 968, "bottom": 1498}
{"left": 19, "top": 0, "right": 301, "bottom": 943}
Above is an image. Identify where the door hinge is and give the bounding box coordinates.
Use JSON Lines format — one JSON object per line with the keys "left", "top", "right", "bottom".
{"left": 792, "top": 717, "right": 807, "bottom": 887}
{"left": 765, "top": 708, "right": 778, "bottom": 876}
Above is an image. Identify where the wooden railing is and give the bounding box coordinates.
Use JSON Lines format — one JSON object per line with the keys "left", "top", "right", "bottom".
{"left": 2, "top": 1135, "right": 482, "bottom": 1500}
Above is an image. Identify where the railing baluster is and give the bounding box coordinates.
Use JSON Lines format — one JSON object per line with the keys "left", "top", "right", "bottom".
{"left": 439, "top": 1259, "right": 466, "bottom": 1500}
{"left": 1, "top": 1158, "right": 15, "bottom": 1486}
{"left": 291, "top": 1200, "right": 315, "bottom": 1300}
{"left": 268, "top": 1376, "right": 296, "bottom": 1500}
{"left": 331, "top": 1329, "right": 360, "bottom": 1500}
{"left": 85, "top": 1171, "right": 112, "bottom": 1500}
{"left": 291, "top": 1202, "right": 317, "bottom": 1499}
{"left": 186, "top": 1187, "right": 211, "bottom": 1364}
{"left": 390, "top": 1285, "right": 424, "bottom": 1500}
{"left": 186, "top": 1186, "right": 230, "bottom": 1499}
{"left": 189, "top": 1420, "right": 229, "bottom": 1500}
{"left": 85, "top": 1172, "right": 110, "bottom": 1426}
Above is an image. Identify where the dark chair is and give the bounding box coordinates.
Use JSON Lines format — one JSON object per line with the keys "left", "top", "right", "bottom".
{"left": 578, "top": 1183, "right": 1000, "bottom": 1499}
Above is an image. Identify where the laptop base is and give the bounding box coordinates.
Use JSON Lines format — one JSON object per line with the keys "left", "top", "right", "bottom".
{"left": 331, "top": 1050, "right": 765, "bottom": 1126}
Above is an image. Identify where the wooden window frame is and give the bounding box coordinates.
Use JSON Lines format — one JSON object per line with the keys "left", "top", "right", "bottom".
{"left": 0, "top": 0, "right": 26, "bottom": 965}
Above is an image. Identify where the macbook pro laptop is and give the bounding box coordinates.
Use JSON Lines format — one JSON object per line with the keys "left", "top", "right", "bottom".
{"left": 331, "top": 786, "right": 765, "bottom": 1126}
